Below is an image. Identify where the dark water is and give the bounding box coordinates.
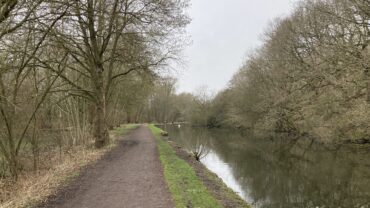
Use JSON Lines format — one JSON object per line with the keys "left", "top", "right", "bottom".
{"left": 163, "top": 125, "right": 370, "bottom": 208}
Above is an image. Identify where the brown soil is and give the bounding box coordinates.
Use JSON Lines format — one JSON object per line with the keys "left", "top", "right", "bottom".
{"left": 165, "top": 139, "right": 250, "bottom": 208}
{"left": 37, "top": 125, "right": 174, "bottom": 208}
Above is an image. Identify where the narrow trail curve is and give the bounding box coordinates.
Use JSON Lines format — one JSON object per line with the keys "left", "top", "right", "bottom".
{"left": 39, "top": 125, "right": 174, "bottom": 208}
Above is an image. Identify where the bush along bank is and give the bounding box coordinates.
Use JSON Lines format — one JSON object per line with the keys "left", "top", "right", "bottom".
{"left": 149, "top": 124, "right": 250, "bottom": 208}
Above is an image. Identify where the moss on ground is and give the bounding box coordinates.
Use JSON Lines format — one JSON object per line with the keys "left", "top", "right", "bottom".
{"left": 149, "top": 124, "right": 222, "bottom": 208}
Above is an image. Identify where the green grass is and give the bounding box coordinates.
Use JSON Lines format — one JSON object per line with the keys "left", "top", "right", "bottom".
{"left": 149, "top": 124, "right": 222, "bottom": 208}
{"left": 111, "top": 124, "right": 140, "bottom": 135}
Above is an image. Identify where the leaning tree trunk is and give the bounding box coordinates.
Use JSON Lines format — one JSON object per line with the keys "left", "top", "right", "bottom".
{"left": 93, "top": 71, "right": 109, "bottom": 148}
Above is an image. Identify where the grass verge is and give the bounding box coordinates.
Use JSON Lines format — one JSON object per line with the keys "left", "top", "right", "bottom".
{"left": 177, "top": 147, "right": 251, "bottom": 208}
{"left": 0, "top": 124, "right": 138, "bottom": 208}
{"left": 149, "top": 124, "right": 222, "bottom": 208}
{"left": 110, "top": 124, "right": 140, "bottom": 137}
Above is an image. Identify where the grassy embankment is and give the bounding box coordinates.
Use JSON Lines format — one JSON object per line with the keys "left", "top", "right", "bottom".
{"left": 149, "top": 124, "right": 221, "bottom": 208}
{"left": 0, "top": 124, "right": 138, "bottom": 208}
{"left": 150, "top": 124, "right": 250, "bottom": 208}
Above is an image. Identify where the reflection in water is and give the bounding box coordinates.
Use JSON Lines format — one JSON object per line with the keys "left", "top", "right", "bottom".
{"left": 164, "top": 125, "right": 370, "bottom": 208}
{"left": 201, "top": 151, "right": 254, "bottom": 204}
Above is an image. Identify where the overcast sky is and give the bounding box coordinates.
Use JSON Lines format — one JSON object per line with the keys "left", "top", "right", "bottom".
{"left": 176, "top": 0, "right": 299, "bottom": 93}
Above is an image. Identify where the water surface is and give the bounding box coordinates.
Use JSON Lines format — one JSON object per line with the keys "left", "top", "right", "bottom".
{"left": 164, "top": 125, "right": 370, "bottom": 208}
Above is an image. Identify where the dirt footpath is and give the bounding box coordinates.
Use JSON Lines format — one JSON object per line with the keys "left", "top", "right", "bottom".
{"left": 38, "top": 125, "right": 174, "bottom": 208}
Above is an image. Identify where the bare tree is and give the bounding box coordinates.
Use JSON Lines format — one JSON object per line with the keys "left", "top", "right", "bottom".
{"left": 45, "top": 0, "right": 189, "bottom": 147}
{"left": 0, "top": 1, "right": 68, "bottom": 178}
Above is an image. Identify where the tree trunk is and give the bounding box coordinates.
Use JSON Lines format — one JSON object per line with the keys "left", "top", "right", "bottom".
{"left": 367, "top": 79, "right": 370, "bottom": 103}
{"left": 93, "top": 71, "right": 109, "bottom": 148}
{"left": 364, "top": 68, "right": 370, "bottom": 103}
{"left": 9, "top": 153, "right": 18, "bottom": 180}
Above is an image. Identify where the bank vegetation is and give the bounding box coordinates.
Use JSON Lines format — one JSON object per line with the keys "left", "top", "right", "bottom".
{"left": 194, "top": 0, "right": 370, "bottom": 144}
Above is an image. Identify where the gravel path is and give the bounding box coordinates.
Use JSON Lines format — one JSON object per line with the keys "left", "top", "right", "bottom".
{"left": 39, "top": 125, "right": 174, "bottom": 208}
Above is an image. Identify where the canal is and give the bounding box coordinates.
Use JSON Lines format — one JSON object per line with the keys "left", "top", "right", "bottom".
{"left": 163, "top": 125, "right": 370, "bottom": 208}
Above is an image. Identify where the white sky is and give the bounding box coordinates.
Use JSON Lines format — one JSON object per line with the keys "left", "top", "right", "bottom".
{"left": 176, "top": 0, "right": 299, "bottom": 93}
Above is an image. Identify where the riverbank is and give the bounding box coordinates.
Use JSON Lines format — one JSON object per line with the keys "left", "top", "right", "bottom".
{"left": 149, "top": 124, "right": 250, "bottom": 208}
{"left": 0, "top": 124, "right": 138, "bottom": 208}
